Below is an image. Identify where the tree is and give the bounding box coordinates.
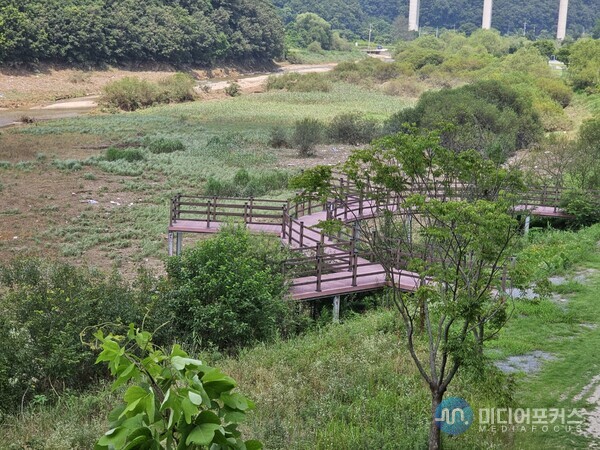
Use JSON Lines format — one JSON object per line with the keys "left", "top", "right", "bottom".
{"left": 93, "top": 324, "right": 262, "bottom": 450}
{"left": 289, "top": 12, "right": 333, "bottom": 49}
{"left": 161, "top": 226, "right": 291, "bottom": 352}
{"left": 291, "top": 131, "right": 522, "bottom": 450}
{"left": 568, "top": 38, "right": 600, "bottom": 92}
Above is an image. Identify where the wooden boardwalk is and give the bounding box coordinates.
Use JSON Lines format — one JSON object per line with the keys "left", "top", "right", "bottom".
{"left": 167, "top": 182, "right": 590, "bottom": 301}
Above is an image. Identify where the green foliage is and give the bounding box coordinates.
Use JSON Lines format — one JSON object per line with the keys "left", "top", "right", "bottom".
{"left": 102, "top": 77, "right": 159, "bottom": 111}
{"left": 148, "top": 138, "right": 186, "bottom": 154}
{"left": 327, "top": 112, "right": 381, "bottom": 145}
{"left": 161, "top": 227, "right": 292, "bottom": 352}
{"left": 268, "top": 126, "right": 290, "bottom": 148}
{"left": 293, "top": 117, "right": 324, "bottom": 156}
{"left": 560, "top": 190, "right": 600, "bottom": 227}
{"left": 94, "top": 325, "right": 261, "bottom": 450}
{"left": 568, "top": 39, "right": 600, "bottom": 93}
{"left": 224, "top": 82, "right": 241, "bottom": 97}
{"left": 102, "top": 74, "right": 197, "bottom": 111}
{"left": 266, "top": 72, "right": 332, "bottom": 93}
{"left": 204, "top": 169, "right": 290, "bottom": 197}
{"left": 571, "top": 118, "right": 600, "bottom": 190}
{"left": 0, "top": 0, "right": 284, "bottom": 65}
{"left": 287, "top": 13, "right": 333, "bottom": 50}
{"left": 386, "top": 80, "right": 543, "bottom": 161}
{"left": 105, "top": 147, "right": 145, "bottom": 162}
{"left": 0, "top": 258, "right": 146, "bottom": 413}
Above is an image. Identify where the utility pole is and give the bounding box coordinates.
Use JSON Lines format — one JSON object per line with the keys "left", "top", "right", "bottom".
{"left": 367, "top": 23, "right": 373, "bottom": 52}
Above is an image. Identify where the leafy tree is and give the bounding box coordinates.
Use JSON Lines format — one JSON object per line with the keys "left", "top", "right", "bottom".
{"left": 288, "top": 13, "right": 333, "bottom": 49}
{"left": 291, "top": 131, "right": 523, "bottom": 450}
{"left": 386, "top": 80, "right": 543, "bottom": 161}
{"left": 568, "top": 38, "right": 600, "bottom": 92}
{"left": 161, "top": 227, "right": 291, "bottom": 352}
{"left": 94, "top": 325, "right": 262, "bottom": 450}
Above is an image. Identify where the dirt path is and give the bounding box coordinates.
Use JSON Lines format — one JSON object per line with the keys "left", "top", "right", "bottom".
{"left": 0, "top": 63, "right": 338, "bottom": 128}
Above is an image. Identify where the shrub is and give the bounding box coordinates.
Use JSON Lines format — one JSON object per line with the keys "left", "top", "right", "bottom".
{"left": 560, "top": 190, "right": 600, "bottom": 227}
{"left": 148, "top": 137, "right": 186, "bottom": 154}
{"left": 105, "top": 147, "right": 145, "bottom": 162}
{"left": 52, "top": 159, "right": 83, "bottom": 171}
{"left": 204, "top": 169, "right": 289, "bottom": 197}
{"left": 225, "top": 82, "right": 241, "bottom": 97}
{"left": 102, "top": 77, "right": 158, "bottom": 111}
{"left": 269, "top": 126, "right": 290, "bottom": 148}
{"left": 266, "top": 72, "right": 331, "bottom": 92}
{"left": 293, "top": 117, "right": 324, "bottom": 156}
{"left": 328, "top": 113, "right": 381, "bottom": 145}
{"left": 161, "top": 226, "right": 292, "bottom": 351}
{"left": 537, "top": 77, "right": 573, "bottom": 108}
{"left": 307, "top": 41, "right": 324, "bottom": 54}
{"left": 157, "top": 72, "right": 196, "bottom": 103}
{"left": 0, "top": 259, "right": 147, "bottom": 413}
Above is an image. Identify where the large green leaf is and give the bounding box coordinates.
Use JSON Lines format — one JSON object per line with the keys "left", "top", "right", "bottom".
{"left": 185, "top": 423, "right": 221, "bottom": 446}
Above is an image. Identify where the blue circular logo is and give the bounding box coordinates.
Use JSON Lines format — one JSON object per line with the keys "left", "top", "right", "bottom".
{"left": 434, "top": 397, "right": 474, "bottom": 436}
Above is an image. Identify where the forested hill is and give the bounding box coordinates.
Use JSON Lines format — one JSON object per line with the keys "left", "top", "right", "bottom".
{"left": 275, "top": 0, "right": 599, "bottom": 39}
{"left": 0, "top": 0, "right": 284, "bottom": 65}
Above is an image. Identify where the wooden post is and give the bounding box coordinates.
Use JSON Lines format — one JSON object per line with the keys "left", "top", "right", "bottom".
{"left": 407, "top": 213, "right": 413, "bottom": 244}
{"left": 316, "top": 243, "right": 323, "bottom": 292}
{"left": 308, "top": 198, "right": 312, "bottom": 215}
{"left": 352, "top": 252, "right": 358, "bottom": 287}
{"left": 281, "top": 207, "right": 286, "bottom": 237}
{"left": 168, "top": 232, "right": 174, "bottom": 256}
{"left": 300, "top": 222, "right": 305, "bottom": 247}
{"left": 333, "top": 295, "right": 340, "bottom": 323}
{"left": 524, "top": 215, "right": 531, "bottom": 235}
{"left": 207, "top": 201, "right": 212, "bottom": 227}
{"left": 288, "top": 216, "right": 293, "bottom": 244}
{"left": 244, "top": 202, "right": 249, "bottom": 224}
{"left": 249, "top": 197, "right": 254, "bottom": 223}
{"left": 176, "top": 232, "right": 183, "bottom": 256}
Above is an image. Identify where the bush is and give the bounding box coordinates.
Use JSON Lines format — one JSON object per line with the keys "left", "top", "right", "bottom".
{"left": 269, "top": 126, "right": 290, "bottom": 148}
{"left": 161, "top": 226, "right": 292, "bottom": 351}
{"left": 105, "top": 147, "right": 145, "bottom": 162}
{"left": 102, "top": 77, "right": 158, "bottom": 111}
{"left": 148, "top": 137, "right": 186, "bottom": 154}
{"left": 102, "top": 74, "right": 197, "bottom": 111}
{"left": 157, "top": 72, "right": 196, "bottom": 103}
{"left": 225, "top": 82, "right": 241, "bottom": 97}
{"left": 560, "top": 190, "right": 600, "bottom": 227}
{"left": 293, "top": 117, "right": 324, "bottom": 156}
{"left": 307, "top": 41, "right": 324, "bottom": 54}
{"left": 0, "top": 259, "right": 147, "bottom": 413}
{"left": 204, "top": 169, "right": 289, "bottom": 197}
{"left": 328, "top": 113, "right": 381, "bottom": 145}
{"left": 266, "top": 72, "right": 331, "bottom": 92}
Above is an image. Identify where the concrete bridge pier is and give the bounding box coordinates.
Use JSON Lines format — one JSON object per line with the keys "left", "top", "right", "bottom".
{"left": 409, "top": 0, "right": 420, "bottom": 31}
{"left": 557, "top": 0, "right": 569, "bottom": 40}
{"left": 482, "top": 0, "right": 493, "bottom": 29}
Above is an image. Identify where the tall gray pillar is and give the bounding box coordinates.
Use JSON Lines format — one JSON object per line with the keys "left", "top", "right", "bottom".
{"left": 557, "top": 0, "right": 569, "bottom": 40}
{"left": 409, "top": 0, "right": 420, "bottom": 32}
{"left": 482, "top": 0, "right": 493, "bottom": 29}
{"left": 168, "top": 232, "right": 174, "bottom": 257}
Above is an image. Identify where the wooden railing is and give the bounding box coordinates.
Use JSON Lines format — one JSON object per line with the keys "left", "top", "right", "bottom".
{"left": 169, "top": 179, "right": 598, "bottom": 298}
{"left": 170, "top": 195, "right": 289, "bottom": 227}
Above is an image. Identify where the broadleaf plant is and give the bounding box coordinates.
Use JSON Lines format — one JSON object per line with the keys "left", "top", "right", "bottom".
{"left": 93, "top": 324, "right": 261, "bottom": 450}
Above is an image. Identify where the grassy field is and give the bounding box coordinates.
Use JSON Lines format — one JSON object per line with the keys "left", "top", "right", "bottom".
{"left": 2, "top": 225, "right": 599, "bottom": 449}
{"left": 0, "top": 83, "right": 411, "bottom": 273}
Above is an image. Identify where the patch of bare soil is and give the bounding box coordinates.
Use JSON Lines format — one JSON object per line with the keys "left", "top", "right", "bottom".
{"left": 573, "top": 375, "right": 600, "bottom": 446}
{"left": 0, "top": 165, "right": 163, "bottom": 277}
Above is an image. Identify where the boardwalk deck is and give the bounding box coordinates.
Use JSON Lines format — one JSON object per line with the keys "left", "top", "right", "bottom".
{"left": 168, "top": 181, "right": 587, "bottom": 301}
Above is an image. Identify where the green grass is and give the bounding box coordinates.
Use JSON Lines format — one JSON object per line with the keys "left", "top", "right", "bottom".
{"left": 286, "top": 48, "right": 367, "bottom": 64}
{"left": 2, "top": 232, "right": 599, "bottom": 449}
{"left": 6, "top": 83, "right": 411, "bottom": 263}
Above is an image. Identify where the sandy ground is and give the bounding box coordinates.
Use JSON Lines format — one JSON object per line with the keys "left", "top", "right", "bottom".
{"left": 573, "top": 374, "right": 600, "bottom": 447}
{"left": 0, "top": 63, "right": 337, "bottom": 110}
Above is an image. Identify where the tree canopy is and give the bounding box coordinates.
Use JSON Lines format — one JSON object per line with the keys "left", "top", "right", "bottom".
{"left": 0, "top": 0, "right": 284, "bottom": 65}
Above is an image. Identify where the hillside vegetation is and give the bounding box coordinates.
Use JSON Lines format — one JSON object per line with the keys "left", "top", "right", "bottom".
{"left": 0, "top": 0, "right": 284, "bottom": 65}
{"left": 275, "top": 0, "right": 599, "bottom": 40}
